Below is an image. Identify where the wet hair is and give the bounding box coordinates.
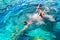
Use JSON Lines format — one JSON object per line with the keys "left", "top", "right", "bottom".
{"left": 40, "top": 4, "right": 43, "bottom": 7}
{"left": 24, "top": 21, "right": 27, "bottom": 25}
{"left": 37, "top": 4, "right": 44, "bottom": 10}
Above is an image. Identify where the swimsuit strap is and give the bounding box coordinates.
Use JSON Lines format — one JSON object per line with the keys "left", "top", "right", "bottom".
{"left": 40, "top": 13, "right": 43, "bottom": 18}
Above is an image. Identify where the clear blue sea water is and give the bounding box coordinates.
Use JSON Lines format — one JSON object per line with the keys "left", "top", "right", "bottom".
{"left": 0, "top": 0, "right": 60, "bottom": 40}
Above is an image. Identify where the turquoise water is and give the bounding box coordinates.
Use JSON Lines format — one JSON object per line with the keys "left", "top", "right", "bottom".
{"left": 0, "top": 0, "right": 60, "bottom": 40}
